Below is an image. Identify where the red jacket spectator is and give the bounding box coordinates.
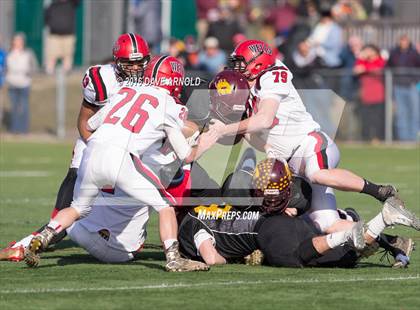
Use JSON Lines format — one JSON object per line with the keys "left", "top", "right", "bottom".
{"left": 354, "top": 51, "right": 385, "bottom": 104}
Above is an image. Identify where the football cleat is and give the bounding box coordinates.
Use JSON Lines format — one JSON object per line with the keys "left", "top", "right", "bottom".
{"left": 24, "top": 227, "right": 56, "bottom": 268}
{"left": 244, "top": 249, "right": 264, "bottom": 266}
{"left": 347, "top": 221, "right": 366, "bottom": 250}
{"left": 24, "top": 248, "right": 40, "bottom": 268}
{"left": 0, "top": 242, "right": 24, "bottom": 262}
{"left": 382, "top": 197, "right": 420, "bottom": 230}
{"left": 165, "top": 241, "right": 209, "bottom": 272}
{"left": 390, "top": 236, "right": 414, "bottom": 268}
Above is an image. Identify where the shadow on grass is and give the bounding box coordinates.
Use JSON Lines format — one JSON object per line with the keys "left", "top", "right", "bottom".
{"left": 356, "top": 262, "right": 390, "bottom": 268}
{"left": 52, "top": 251, "right": 165, "bottom": 270}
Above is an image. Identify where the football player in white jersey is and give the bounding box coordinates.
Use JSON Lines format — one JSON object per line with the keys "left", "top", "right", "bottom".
{"left": 24, "top": 56, "right": 217, "bottom": 272}
{"left": 209, "top": 39, "right": 399, "bottom": 234}
{"left": 0, "top": 33, "right": 152, "bottom": 259}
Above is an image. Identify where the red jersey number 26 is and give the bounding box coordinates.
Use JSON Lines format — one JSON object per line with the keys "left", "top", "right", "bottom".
{"left": 104, "top": 87, "right": 159, "bottom": 133}
{"left": 272, "top": 71, "right": 287, "bottom": 83}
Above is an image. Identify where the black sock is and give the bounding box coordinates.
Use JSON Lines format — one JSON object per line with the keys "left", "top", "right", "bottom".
{"left": 360, "top": 179, "right": 381, "bottom": 199}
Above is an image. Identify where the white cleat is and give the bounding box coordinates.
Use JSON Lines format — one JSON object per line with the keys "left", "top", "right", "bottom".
{"left": 348, "top": 221, "right": 366, "bottom": 250}
{"left": 382, "top": 197, "right": 420, "bottom": 230}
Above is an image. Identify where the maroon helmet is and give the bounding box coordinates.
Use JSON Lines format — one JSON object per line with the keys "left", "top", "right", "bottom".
{"left": 209, "top": 69, "right": 250, "bottom": 124}
{"left": 252, "top": 158, "right": 292, "bottom": 214}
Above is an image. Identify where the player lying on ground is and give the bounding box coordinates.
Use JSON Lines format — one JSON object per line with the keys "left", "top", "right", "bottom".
{"left": 2, "top": 151, "right": 413, "bottom": 268}
{"left": 177, "top": 158, "right": 420, "bottom": 267}
{"left": 23, "top": 56, "right": 218, "bottom": 272}
{"left": 208, "top": 40, "right": 399, "bottom": 234}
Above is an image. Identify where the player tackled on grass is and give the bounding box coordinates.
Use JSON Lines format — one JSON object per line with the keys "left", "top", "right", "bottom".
{"left": 208, "top": 44, "right": 399, "bottom": 234}
{"left": 178, "top": 158, "right": 420, "bottom": 268}
{"left": 24, "top": 56, "right": 218, "bottom": 272}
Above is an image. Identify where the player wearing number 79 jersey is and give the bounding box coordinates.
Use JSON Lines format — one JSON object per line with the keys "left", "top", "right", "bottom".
{"left": 25, "top": 56, "right": 217, "bottom": 272}
{"left": 209, "top": 40, "right": 399, "bottom": 234}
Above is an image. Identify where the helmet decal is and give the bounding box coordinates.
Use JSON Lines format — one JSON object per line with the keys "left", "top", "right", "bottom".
{"left": 248, "top": 43, "right": 272, "bottom": 55}
{"left": 215, "top": 79, "right": 233, "bottom": 95}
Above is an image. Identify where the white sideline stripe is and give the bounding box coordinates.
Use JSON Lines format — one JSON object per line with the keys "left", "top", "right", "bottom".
{"left": 1, "top": 275, "right": 419, "bottom": 295}
{"left": 0, "top": 171, "right": 51, "bottom": 177}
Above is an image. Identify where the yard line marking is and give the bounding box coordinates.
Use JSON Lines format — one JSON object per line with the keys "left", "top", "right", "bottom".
{"left": 1, "top": 275, "right": 419, "bottom": 295}
{"left": 0, "top": 171, "right": 51, "bottom": 177}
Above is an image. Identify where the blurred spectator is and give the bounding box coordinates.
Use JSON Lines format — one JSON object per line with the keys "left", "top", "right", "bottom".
{"left": 388, "top": 35, "right": 420, "bottom": 141}
{"left": 296, "top": 0, "right": 320, "bottom": 28}
{"left": 168, "top": 38, "right": 186, "bottom": 58}
{"left": 308, "top": 8, "right": 343, "bottom": 68}
{"left": 289, "top": 39, "right": 323, "bottom": 88}
{"left": 197, "top": 37, "right": 226, "bottom": 75}
{"left": 0, "top": 36, "right": 6, "bottom": 89}
{"left": 288, "top": 39, "right": 334, "bottom": 136}
{"left": 354, "top": 44, "right": 385, "bottom": 142}
{"left": 265, "top": 1, "right": 297, "bottom": 37}
{"left": 339, "top": 35, "right": 363, "bottom": 102}
{"left": 196, "top": 0, "right": 218, "bottom": 47}
{"left": 168, "top": 37, "right": 199, "bottom": 70}
{"left": 5, "top": 33, "right": 38, "bottom": 134}
{"left": 332, "top": 0, "right": 367, "bottom": 21}
{"left": 370, "top": 0, "right": 394, "bottom": 18}
{"left": 44, "top": 0, "right": 80, "bottom": 74}
{"left": 206, "top": 6, "right": 243, "bottom": 53}
{"left": 129, "top": 0, "right": 162, "bottom": 52}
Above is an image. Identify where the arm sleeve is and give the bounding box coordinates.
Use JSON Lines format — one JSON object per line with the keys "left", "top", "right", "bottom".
{"left": 82, "top": 66, "right": 108, "bottom": 107}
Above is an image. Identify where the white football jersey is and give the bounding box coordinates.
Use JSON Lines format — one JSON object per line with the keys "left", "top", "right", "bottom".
{"left": 77, "top": 188, "right": 149, "bottom": 252}
{"left": 82, "top": 63, "right": 123, "bottom": 106}
{"left": 248, "top": 60, "right": 320, "bottom": 157}
{"left": 89, "top": 83, "right": 186, "bottom": 156}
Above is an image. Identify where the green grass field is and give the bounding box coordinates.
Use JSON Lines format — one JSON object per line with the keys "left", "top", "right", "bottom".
{"left": 0, "top": 140, "right": 419, "bottom": 310}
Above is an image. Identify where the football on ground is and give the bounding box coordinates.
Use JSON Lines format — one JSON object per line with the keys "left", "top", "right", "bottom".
{"left": 0, "top": 141, "right": 419, "bottom": 310}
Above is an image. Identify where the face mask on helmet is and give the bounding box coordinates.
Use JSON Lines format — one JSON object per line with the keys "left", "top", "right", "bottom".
{"left": 228, "top": 51, "right": 264, "bottom": 80}
{"left": 116, "top": 55, "right": 151, "bottom": 81}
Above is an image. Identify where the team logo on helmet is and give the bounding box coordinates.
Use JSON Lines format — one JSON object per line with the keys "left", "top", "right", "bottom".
{"left": 215, "top": 79, "right": 233, "bottom": 95}
{"left": 129, "top": 52, "right": 144, "bottom": 60}
{"left": 248, "top": 43, "right": 272, "bottom": 55}
{"left": 170, "top": 61, "right": 183, "bottom": 74}
{"left": 113, "top": 42, "right": 120, "bottom": 54}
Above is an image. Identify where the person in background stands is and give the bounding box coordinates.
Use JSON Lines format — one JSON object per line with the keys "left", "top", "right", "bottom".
{"left": 387, "top": 35, "right": 420, "bottom": 142}
{"left": 197, "top": 37, "right": 226, "bottom": 75}
{"left": 354, "top": 44, "right": 386, "bottom": 143}
{"left": 5, "top": 33, "right": 38, "bottom": 134}
{"left": 44, "top": 0, "right": 79, "bottom": 74}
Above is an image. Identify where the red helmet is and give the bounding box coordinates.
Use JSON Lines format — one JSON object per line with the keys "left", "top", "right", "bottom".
{"left": 144, "top": 55, "right": 185, "bottom": 99}
{"left": 228, "top": 39, "right": 275, "bottom": 80}
{"left": 252, "top": 158, "right": 292, "bottom": 214}
{"left": 113, "top": 33, "right": 150, "bottom": 80}
{"left": 209, "top": 69, "right": 249, "bottom": 124}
